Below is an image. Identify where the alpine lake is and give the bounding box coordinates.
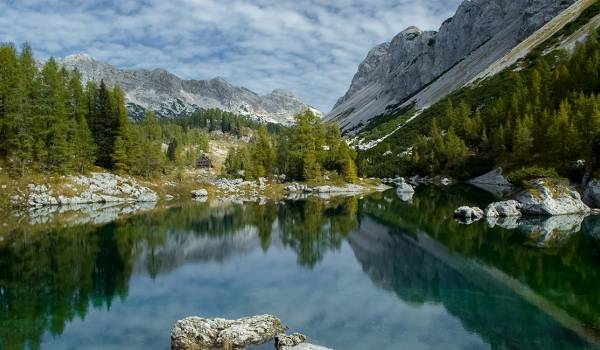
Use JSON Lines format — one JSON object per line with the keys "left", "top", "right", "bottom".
{"left": 2, "top": 185, "right": 600, "bottom": 350}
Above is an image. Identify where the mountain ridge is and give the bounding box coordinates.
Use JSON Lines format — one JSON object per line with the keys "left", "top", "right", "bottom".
{"left": 57, "top": 54, "right": 321, "bottom": 124}
{"left": 326, "top": 0, "right": 577, "bottom": 132}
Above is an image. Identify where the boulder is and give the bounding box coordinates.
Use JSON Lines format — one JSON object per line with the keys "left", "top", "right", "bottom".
{"left": 453, "top": 206, "right": 484, "bottom": 222}
{"left": 484, "top": 200, "right": 522, "bottom": 218}
{"left": 171, "top": 314, "right": 287, "bottom": 350}
{"left": 191, "top": 189, "right": 209, "bottom": 198}
{"left": 515, "top": 178, "right": 590, "bottom": 216}
{"left": 583, "top": 178, "right": 600, "bottom": 208}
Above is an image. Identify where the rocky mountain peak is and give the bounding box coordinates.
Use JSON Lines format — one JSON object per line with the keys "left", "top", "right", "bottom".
{"left": 268, "top": 89, "right": 298, "bottom": 99}
{"left": 57, "top": 55, "right": 320, "bottom": 124}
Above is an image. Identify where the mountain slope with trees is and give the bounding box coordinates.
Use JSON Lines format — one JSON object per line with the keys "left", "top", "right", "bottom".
{"left": 357, "top": 5, "right": 600, "bottom": 182}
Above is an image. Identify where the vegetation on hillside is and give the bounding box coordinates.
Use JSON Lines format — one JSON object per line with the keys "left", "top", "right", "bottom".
{"left": 0, "top": 44, "right": 293, "bottom": 178}
{"left": 224, "top": 110, "right": 358, "bottom": 182}
{"left": 359, "top": 28, "right": 600, "bottom": 181}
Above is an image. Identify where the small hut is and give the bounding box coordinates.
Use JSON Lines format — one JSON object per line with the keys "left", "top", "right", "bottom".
{"left": 196, "top": 154, "right": 212, "bottom": 169}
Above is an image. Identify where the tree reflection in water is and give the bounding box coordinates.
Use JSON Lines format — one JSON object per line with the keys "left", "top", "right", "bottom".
{"left": 1, "top": 187, "right": 600, "bottom": 350}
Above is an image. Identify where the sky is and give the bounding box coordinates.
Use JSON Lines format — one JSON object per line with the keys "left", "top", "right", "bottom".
{"left": 0, "top": 0, "right": 462, "bottom": 112}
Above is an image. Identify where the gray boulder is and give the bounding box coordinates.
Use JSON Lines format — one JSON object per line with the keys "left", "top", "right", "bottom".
{"left": 484, "top": 200, "right": 522, "bottom": 218}
{"left": 583, "top": 178, "right": 600, "bottom": 208}
{"left": 171, "top": 314, "right": 287, "bottom": 350}
{"left": 516, "top": 179, "right": 590, "bottom": 216}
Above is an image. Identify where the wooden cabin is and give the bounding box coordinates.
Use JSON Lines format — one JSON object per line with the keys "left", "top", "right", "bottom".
{"left": 196, "top": 154, "right": 212, "bottom": 169}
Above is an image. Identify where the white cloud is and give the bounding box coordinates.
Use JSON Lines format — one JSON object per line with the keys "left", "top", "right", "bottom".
{"left": 0, "top": 0, "right": 461, "bottom": 111}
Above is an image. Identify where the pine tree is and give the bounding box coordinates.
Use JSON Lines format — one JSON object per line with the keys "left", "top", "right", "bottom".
{"left": 167, "top": 138, "right": 178, "bottom": 162}
{"left": 512, "top": 115, "right": 534, "bottom": 159}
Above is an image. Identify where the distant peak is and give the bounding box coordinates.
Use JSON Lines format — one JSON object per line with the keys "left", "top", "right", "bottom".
{"left": 270, "top": 88, "right": 297, "bottom": 98}
{"left": 401, "top": 26, "right": 422, "bottom": 35}
{"left": 64, "top": 53, "right": 94, "bottom": 61}
{"left": 211, "top": 76, "right": 229, "bottom": 83}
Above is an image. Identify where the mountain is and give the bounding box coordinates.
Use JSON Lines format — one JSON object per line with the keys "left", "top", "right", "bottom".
{"left": 326, "top": 0, "right": 578, "bottom": 132}
{"left": 57, "top": 54, "right": 321, "bottom": 124}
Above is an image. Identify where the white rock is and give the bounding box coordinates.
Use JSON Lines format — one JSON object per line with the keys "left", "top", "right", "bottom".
{"left": 516, "top": 179, "right": 590, "bottom": 216}
{"left": 454, "top": 206, "right": 484, "bottom": 222}
{"left": 171, "top": 315, "right": 287, "bottom": 350}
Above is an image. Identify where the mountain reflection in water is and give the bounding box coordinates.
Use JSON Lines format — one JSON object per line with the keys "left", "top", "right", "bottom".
{"left": 1, "top": 186, "right": 600, "bottom": 350}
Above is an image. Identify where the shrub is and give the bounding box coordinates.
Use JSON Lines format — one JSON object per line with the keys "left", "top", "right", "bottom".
{"left": 507, "top": 166, "right": 560, "bottom": 187}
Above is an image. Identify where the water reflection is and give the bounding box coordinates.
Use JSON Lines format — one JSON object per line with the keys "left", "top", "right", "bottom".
{"left": 1, "top": 187, "right": 600, "bottom": 349}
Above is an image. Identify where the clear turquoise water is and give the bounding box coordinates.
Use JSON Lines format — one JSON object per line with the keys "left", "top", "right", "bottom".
{"left": 2, "top": 186, "right": 600, "bottom": 350}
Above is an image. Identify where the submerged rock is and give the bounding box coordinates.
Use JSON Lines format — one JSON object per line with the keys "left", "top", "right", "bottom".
{"left": 484, "top": 200, "right": 522, "bottom": 218}
{"left": 171, "top": 314, "right": 287, "bottom": 350}
{"left": 516, "top": 178, "right": 590, "bottom": 216}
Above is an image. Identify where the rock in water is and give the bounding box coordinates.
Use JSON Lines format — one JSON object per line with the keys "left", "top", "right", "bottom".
{"left": 583, "top": 178, "right": 600, "bottom": 208}
{"left": 171, "top": 314, "right": 288, "bottom": 350}
{"left": 484, "top": 200, "right": 522, "bottom": 218}
{"left": 453, "top": 206, "right": 484, "bottom": 223}
{"left": 515, "top": 178, "right": 590, "bottom": 216}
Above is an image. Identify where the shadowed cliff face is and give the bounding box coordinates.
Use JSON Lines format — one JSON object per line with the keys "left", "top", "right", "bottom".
{"left": 327, "top": 0, "right": 575, "bottom": 130}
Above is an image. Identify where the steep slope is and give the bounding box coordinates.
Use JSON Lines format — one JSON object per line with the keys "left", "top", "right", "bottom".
{"left": 58, "top": 54, "right": 320, "bottom": 124}
{"left": 327, "top": 0, "right": 576, "bottom": 132}
{"left": 354, "top": 1, "right": 600, "bottom": 179}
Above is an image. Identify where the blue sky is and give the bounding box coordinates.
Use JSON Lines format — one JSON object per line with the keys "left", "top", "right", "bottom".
{"left": 1, "top": 0, "right": 462, "bottom": 112}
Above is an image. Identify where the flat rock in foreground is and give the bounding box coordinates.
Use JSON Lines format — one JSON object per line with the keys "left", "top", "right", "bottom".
{"left": 171, "top": 314, "right": 287, "bottom": 350}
